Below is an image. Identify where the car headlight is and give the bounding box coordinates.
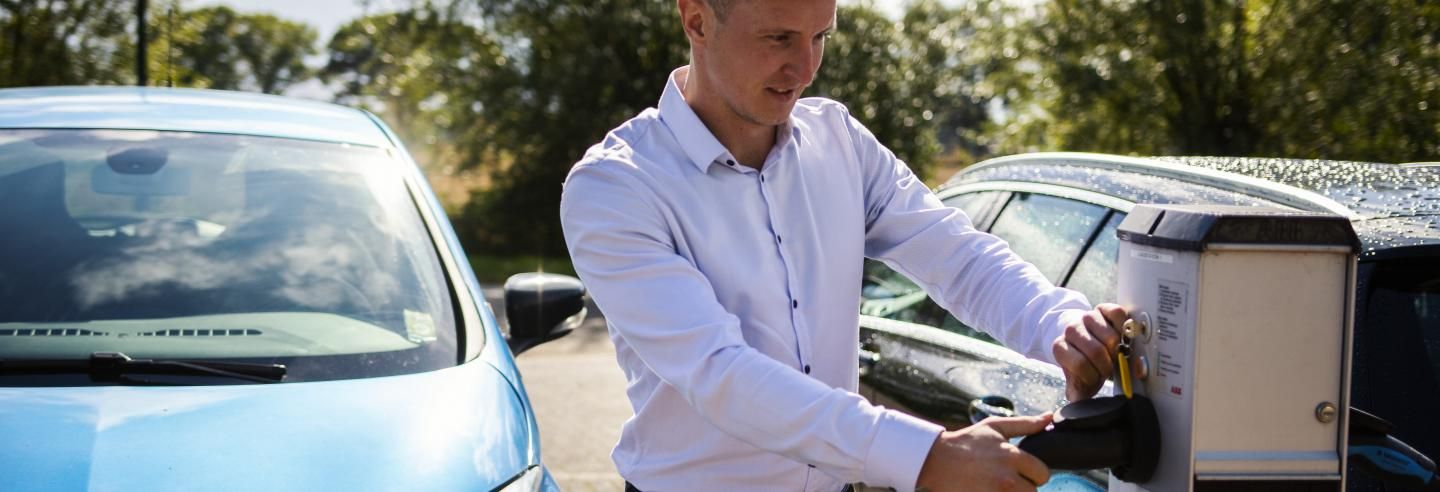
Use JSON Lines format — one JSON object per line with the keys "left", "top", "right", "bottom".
{"left": 496, "top": 465, "right": 544, "bottom": 492}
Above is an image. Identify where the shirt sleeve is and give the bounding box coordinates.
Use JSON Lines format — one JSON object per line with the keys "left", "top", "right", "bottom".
{"left": 560, "top": 162, "right": 943, "bottom": 491}
{"left": 848, "top": 112, "right": 1091, "bottom": 365}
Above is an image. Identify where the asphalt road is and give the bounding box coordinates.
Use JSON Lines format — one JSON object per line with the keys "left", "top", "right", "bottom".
{"left": 486, "top": 286, "right": 629, "bottom": 492}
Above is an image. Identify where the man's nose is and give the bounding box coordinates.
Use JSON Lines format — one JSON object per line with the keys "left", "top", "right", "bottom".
{"left": 784, "top": 42, "right": 821, "bottom": 87}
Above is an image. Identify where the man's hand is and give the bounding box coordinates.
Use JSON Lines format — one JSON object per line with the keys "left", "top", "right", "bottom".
{"left": 1053, "top": 303, "right": 1129, "bottom": 402}
{"left": 915, "top": 414, "right": 1054, "bottom": 492}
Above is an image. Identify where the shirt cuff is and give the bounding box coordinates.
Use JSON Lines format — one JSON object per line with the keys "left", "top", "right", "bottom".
{"left": 862, "top": 409, "right": 945, "bottom": 492}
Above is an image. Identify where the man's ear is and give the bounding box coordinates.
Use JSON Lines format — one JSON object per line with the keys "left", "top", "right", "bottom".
{"left": 677, "top": 0, "right": 710, "bottom": 46}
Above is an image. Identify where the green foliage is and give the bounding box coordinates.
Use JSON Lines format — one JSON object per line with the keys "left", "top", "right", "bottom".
{"left": 0, "top": 1, "right": 317, "bottom": 94}
{"left": 811, "top": 4, "right": 940, "bottom": 178}
{"left": 322, "top": 7, "right": 516, "bottom": 176}
{"left": 1002, "top": 0, "right": 1439, "bottom": 162}
{"left": 451, "top": 0, "right": 690, "bottom": 256}
{"left": 898, "top": 0, "right": 1031, "bottom": 165}
{"left": 165, "top": 5, "right": 318, "bottom": 93}
{"left": 0, "top": 0, "right": 134, "bottom": 87}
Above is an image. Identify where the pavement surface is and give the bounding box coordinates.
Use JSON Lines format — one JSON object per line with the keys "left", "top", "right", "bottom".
{"left": 485, "top": 286, "right": 629, "bottom": 492}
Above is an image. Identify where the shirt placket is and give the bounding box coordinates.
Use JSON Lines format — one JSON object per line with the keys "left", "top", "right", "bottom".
{"left": 754, "top": 148, "right": 812, "bottom": 375}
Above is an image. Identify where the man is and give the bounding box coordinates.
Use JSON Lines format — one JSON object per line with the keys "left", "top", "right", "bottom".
{"left": 558, "top": 0, "right": 1128, "bottom": 490}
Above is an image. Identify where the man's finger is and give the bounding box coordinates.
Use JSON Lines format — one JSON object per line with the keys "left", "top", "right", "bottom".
{"left": 1054, "top": 340, "right": 1101, "bottom": 394}
{"left": 1077, "top": 321, "right": 1117, "bottom": 383}
{"left": 1012, "top": 444, "right": 1052, "bottom": 488}
{"left": 1083, "top": 309, "right": 1123, "bottom": 353}
{"left": 985, "top": 413, "right": 1053, "bottom": 439}
{"left": 1065, "top": 322, "right": 1113, "bottom": 384}
{"left": 1097, "top": 303, "right": 1131, "bottom": 334}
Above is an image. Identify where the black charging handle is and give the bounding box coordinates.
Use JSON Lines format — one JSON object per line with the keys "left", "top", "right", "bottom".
{"left": 1017, "top": 395, "right": 1161, "bottom": 483}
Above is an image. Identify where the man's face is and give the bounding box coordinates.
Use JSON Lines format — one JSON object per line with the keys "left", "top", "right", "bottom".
{"left": 696, "top": 0, "right": 836, "bottom": 127}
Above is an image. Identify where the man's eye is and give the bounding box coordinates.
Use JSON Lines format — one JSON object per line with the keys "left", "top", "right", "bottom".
{"left": 768, "top": 35, "right": 790, "bottom": 43}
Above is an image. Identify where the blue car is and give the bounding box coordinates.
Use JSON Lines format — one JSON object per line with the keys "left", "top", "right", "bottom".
{"left": 0, "top": 87, "right": 583, "bottom": 491}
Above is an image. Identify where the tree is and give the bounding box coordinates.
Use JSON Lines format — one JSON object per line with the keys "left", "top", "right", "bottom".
{"left": 0, "top": 0, "right": 133, "bottom": 87}
{"left": 810, "top": 3, "right": 941, "bottom": 178}
{"left": 324, "top": 8, "right": 513, "bottom": 159}
{"left": 447, "top": 0, "right": 691, "bottom": 256}
{"left": 165, "top": 5, "right": 318, "bottom": 93}
{"left": 1, "top": 1, "right": 317, "bottom": 94}
{"left": 894, "top": 0, "right": 1034, "bottom": 166}
{"left": 999, "top": 0, "right": 1439, "bottom": 162}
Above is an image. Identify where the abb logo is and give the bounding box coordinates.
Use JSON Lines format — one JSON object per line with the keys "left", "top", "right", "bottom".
{"left": 1171, "top": 386, "right": 1183, "bottom": 396}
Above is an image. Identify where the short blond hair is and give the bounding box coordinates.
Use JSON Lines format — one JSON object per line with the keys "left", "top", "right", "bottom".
{"left": 705, "top": 0, "right": 741, "bottom": 21}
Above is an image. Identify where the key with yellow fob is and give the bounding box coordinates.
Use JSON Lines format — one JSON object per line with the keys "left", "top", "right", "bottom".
{"left": 1116, "top": 343, "right": 1133, "bottom": 399}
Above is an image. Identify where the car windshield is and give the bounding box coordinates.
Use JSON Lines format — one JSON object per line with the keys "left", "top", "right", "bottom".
{"left": 0, "top": 129, "right": 457, "bottom": 383}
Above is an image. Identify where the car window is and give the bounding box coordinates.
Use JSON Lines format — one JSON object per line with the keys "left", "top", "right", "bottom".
{"left": 0, "top": 129, "right": 458, "bottom": 383}
{"left": 1064, "top": 212, "right": 1126, "bottom": 304}
{"left": 1368, "top": 260, "right": 1440, "bottom": 391}
{"left": 942, "top": 190, "right": 1006, "bottom": 230}
{"left": 861, "top": 259, "right": 923, "bottom": 300}
{"left": 862, "top": 190, "right": 1013, "bottom": 344}
{"left": 1358, "top": 258, "right": 1440, "bottom": 458}
{"left": 860, "top": 260, "right": 999, "bottom": 344}
{"left": 988, "top": 193, "right": 1108, "bottom": 283}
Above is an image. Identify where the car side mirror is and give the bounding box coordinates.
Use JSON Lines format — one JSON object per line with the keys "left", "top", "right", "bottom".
{"left": 503, "top": 272, "right": 587, "bottom": 355}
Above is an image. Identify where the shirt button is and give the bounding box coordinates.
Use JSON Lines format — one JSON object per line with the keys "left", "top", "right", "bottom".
{"left": 803, "top": 365, "right": 811, "bottom": 374}
{"left": 776, "top": 235, "right": 782, "bottom": 244}
{"left": 792, "top": 300, "right": 798, "bottom": 309}
{"left": 726, "top": 159, "right": 735, "bottom": 166}
{"left": 760, "top": 175, "right": 765, "bottom": 182}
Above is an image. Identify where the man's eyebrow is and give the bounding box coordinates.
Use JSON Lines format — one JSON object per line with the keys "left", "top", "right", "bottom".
{"left": 758, "top": 28, "right": 802, "bottom": 36}
{"left": 758, "top": 25, "right": 836, "bottom": 36}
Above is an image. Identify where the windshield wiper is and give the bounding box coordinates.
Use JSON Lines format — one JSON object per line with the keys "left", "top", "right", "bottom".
{"left": 0, "top": 352, "right": 286, "bottom": 384}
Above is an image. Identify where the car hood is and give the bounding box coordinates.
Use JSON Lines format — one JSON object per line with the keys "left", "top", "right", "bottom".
{"left": 0, "top": 359, "right": 535, "bottom": 491}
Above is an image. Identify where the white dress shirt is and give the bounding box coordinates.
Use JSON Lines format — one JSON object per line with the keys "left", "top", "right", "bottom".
{"left": 559, "top": 67, "right": 1090, "bottom": 492}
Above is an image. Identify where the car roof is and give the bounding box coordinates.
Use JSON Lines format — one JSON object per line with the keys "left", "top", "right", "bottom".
{"left": 944, "top": 152, "right": 1440, "bottom": 257}
{"left": 1156, "top": 157, "right": 1440, "bottom": 220}
{"left": 0, "top": 86, "right": 393, "bottom": 148}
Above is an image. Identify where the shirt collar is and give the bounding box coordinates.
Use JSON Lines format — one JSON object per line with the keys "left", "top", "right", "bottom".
{"left": 659, "top": 66, "right": 729, "bottom": 173}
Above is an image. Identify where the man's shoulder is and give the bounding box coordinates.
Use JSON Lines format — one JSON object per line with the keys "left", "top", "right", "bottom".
{"left": 570, "top": 108, "right": 666, "bottom": 181}
{"left": 791, "top": 96, "right": 853, "bottom": 123}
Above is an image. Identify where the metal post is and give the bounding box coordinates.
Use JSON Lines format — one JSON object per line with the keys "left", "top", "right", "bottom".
{"left": 136, "top": 0, "right": 148, "bottom": 86}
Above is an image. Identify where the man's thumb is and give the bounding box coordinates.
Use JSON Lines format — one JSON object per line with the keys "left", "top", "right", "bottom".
{"left": 987, "top": 413, "right": 1054, "bottom": 439}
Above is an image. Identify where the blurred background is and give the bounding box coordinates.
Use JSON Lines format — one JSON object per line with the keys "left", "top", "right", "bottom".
{"left": 3, "top": 0, "right": 1435, "bottom": 274}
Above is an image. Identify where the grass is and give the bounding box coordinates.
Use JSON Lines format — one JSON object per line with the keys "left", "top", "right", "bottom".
{"left": 467, "top": 254, "right": 577, "bottom": 284}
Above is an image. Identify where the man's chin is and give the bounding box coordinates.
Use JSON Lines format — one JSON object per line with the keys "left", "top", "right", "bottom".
{"left": 736, "top": 110, "right": 791, "bottom": 128}
{"left": 752, "top": 102, "right": 798, "bottom": 126}
{"left": 728, "top": 96, "right": 796, "bottom": 128}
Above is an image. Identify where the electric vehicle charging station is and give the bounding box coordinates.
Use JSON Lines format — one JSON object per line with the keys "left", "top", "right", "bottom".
{"left": 1015, "top": 204, "right": 1440, "bottom": 491}
{"left": 1109, "top": 204, "right": 1362, "bottom": 491}
{"left": 1015, "top": 204, "right": 1367, "bottom": 490}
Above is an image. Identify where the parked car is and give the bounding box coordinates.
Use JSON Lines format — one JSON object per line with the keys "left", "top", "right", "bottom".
{"left": 0, "top": 87, "right": 583, "bottom": 491}
{"left": 858, "top": 152, "right": 1440, "bottom": 489}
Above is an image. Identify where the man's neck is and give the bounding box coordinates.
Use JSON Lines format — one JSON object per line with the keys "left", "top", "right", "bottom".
{"left": 679, "top": 67, "right": 778, "bottom": 170}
